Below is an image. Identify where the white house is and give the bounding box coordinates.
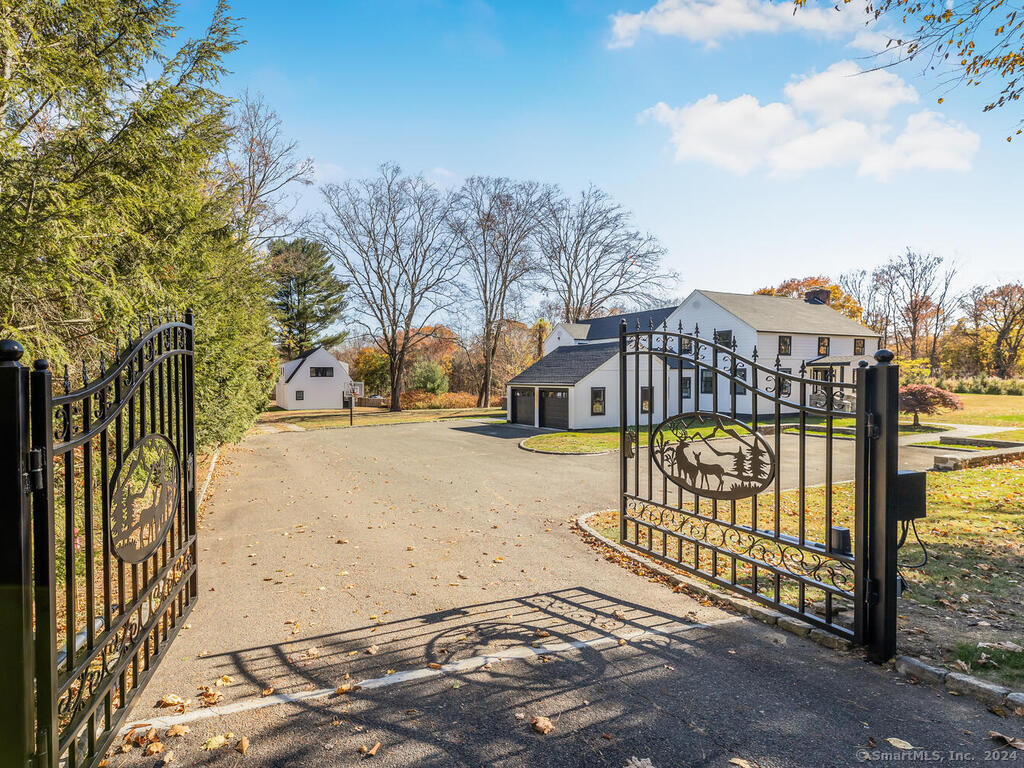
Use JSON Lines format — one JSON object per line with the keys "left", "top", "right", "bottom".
{"left": 275, "top": 347, "right": 364, "bottom": 411}
{"left": 507, "top": 289, "right": 880, "bottom": 430}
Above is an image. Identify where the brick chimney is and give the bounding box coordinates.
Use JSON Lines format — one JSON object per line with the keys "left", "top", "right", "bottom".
{"left": 804, "top": 288, "right": 831, "bottom": 305}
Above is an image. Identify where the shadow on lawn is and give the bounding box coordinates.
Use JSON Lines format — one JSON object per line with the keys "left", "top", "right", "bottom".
{"left": 121, "top": 587, "right": 1008, "bottom": 767}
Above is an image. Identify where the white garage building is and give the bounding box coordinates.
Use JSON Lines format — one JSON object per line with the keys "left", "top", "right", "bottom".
{"left": 275, "top": 347, "right": 364, "bottom": 411}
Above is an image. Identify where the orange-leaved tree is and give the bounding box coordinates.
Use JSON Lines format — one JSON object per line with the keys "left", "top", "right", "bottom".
{"left": 755, "top": 276, "right": 863, "bottom": 321}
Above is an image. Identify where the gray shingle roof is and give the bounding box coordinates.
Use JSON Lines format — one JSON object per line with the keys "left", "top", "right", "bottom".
{"left": 576, "top": 307, "right": 677, "bottom": 340}
{"left": 284, "top": 347, "right": 322, "bottom": 383}
{"left": 509, "top": 342, "right": 618, "bottom": 386}
{"left": 697, "top": 291, "right": 878, "bottom": 337}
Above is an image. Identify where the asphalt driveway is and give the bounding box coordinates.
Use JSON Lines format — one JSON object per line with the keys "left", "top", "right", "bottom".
{"left": 117, "top": 420, "right": 1011, "bottom": 767}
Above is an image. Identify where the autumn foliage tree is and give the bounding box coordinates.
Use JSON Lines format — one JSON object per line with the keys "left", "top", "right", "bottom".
{"left": 898, "top": 384, "right": 963, "bottom": 427}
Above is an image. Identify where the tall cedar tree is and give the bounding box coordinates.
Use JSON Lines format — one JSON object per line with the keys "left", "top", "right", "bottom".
{"left": 0, "top": 1, "right": 278, "bottom": 447}
{"left": 269, "top": 238, "right": 348, "bottom": 358}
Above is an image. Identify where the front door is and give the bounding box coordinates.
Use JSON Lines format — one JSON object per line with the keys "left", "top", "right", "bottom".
{"left": 539, "top": 388, "right": 569, "bottom": 429}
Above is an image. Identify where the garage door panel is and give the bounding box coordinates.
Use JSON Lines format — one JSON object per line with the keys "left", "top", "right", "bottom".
{"left": 539, "top": 388, "right": 568, "bottom": 430}
{"left": 512, "top": 388, "right": 535, "bottom": 425}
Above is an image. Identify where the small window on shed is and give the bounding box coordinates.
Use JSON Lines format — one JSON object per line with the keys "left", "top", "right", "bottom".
{"left": 680, "top": 376, "right": 692, "bottom": 400}
{"left": 817, "top": 337, "right": 830, "bottom": 356}
{"left": 731, "top": 365, "right": 747, "bottom": 396}
{"left": 640, "top": 386, "right": 652, "bottom": 414}
{"left": 295, "top": 390, "right": 304, "bottom": 401}
{"left": 591, "top": 387, "right": 606, "bottom": 416}
{"left": 714, "top": 330, "right": 733, "bottom": 346}
{"left": 853, "top": 338, "right": 865, "bottom": 356}
{"left": 778, "top": 335, "right": 792, "bottom": 356}
{"left": 310, "top": 366, "right": 334, "bottom": 377}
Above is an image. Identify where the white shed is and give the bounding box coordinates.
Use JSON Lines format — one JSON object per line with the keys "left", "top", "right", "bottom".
{"left": 275, "top": 347, "right": 362, "bottom": 411}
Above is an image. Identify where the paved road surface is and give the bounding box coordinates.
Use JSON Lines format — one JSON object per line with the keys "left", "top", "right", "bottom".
{"left": 117, "top": 421, "right": 1011, "bottom": 767}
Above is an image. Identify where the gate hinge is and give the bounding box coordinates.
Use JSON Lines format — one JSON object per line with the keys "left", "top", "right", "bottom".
{"left": 866, "top": 577, "right": 880, "bottom": 606}
{"left": 865, "top": 413, "right": 881, "bottom": 440}
{"left": 25, "top": 448, "right": 44, "bottom": 493}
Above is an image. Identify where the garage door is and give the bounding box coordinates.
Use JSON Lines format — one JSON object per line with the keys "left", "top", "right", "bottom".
{"left": 511, "top": 387, "right": 535, "bottom": 425}
{"left": 539, "top": 388, "right": 569, "bottom": 430}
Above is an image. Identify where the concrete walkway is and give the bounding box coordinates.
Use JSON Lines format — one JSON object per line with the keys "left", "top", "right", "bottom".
{"left": 118, "top": 420, "right": 1014, "bottom": 767}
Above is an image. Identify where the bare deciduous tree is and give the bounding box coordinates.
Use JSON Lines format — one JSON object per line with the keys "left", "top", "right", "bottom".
{"left": 965, "top": 283, "right": 1024, "bottom": 377}
{"left": 224, "top": 90, "right": 314, "bottom": 250}
{"left": 449, "top": 176, "right": 543, "bottom": 406}
{"left": 870, "top": 248, "right": 957, "bottom": 366}
{"left": 535, "top": 186, "right": 672, "bottom": 322}
{"left": 318, "top": 163, "right": 462, "bottom": 410}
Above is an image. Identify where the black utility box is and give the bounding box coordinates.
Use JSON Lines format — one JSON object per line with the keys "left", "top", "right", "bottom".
{"left": 894, "top": 470, "right": 927, "bottom": 521}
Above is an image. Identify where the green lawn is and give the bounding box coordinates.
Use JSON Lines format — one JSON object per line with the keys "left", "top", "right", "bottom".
{"left": 261, "top": 407, "right": 506, "bottom": 430}
{"left": 930, "top": 393, "right": 1024, "bottom": 427}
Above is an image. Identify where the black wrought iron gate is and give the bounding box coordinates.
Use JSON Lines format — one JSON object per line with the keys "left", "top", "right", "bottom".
{"left": 1, "top": 314, "right": 198, "bottom": 768}
{"left": 618, "top": 321, "right": 900, "bottom": 661}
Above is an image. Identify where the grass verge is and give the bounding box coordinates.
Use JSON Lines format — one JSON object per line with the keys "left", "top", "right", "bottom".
{"left": 929, "top": 393, "right": 1024, "bottom": 428}
{"left": 260, "top": 407, "right": 505, "bottom": 431}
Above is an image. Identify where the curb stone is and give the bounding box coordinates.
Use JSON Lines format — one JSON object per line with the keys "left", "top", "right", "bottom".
{"left": 575, "top": 509, "right": 1024, "bottom": 717}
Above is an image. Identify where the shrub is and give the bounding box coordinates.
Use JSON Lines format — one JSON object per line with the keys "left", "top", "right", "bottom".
{"left": 400, "top": 390, "right": 477, "bottom": 409}
{"left": 985, "top": 377, "right": 1005, "bottom": 395}
{"left": 898, "top": 384, "right": 964, "bottom": 427}
{"left": 409, "top": 360, "right": 449, "bottom": 394}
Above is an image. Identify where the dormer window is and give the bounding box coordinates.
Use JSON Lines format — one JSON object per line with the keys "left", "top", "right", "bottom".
{"left": 310, "top": 367, "right": 334, "bottom": 377}
{"left": 714, "top": 330, "right": 732, "bottom": 346}
{"left": 817, "top": 337, "right": 830, "bottom": 356}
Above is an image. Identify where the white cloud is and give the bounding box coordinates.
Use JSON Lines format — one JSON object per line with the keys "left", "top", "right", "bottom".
{"left": 643, "top": 67, "right": 979, "bottom": 180}
{"left": 783, "top": 61, "right": 917, "bottom": 122}
{"left": 609, "top": 0, "right": 857, "bottom": 48}
{"left": 644, "top": 96, "right": 805, "bottom": 174}
{"left": 847, "top": 27, "right": 899, "bottom": 52}
{"left": 858, "top": 110, "right": 980, "bottom": 180}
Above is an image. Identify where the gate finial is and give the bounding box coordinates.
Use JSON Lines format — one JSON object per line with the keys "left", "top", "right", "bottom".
{"left": 0, "top": 339, "right": 23, "bottom": 363}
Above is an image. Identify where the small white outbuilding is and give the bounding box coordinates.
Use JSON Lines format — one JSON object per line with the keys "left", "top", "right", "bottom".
{"left": 274, "top": 347, "right": 363, "bottom": 411}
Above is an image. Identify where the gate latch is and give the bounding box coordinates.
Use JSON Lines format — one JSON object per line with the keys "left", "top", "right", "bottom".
{"left": 865, "top": 412, "right": 881, "bottom": 440}
{"left": 25, "top": 448, "right": 44, "bottom": 492}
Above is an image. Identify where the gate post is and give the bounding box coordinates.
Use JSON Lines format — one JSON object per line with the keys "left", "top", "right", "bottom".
{"left": 0, "top": 340, "right": 35, "bottom": 768}
{"left": 619, "top": 320, "right": 628, "bottom": 544}
{"left": 864, "top": 349, "right": 900, "bottom": 662}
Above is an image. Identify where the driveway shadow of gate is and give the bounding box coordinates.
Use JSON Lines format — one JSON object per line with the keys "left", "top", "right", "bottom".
{"left": 140, "top": 586, "right": 1009, "bottom": 767}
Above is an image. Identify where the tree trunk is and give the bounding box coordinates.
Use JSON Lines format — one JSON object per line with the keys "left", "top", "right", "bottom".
{"left": 913, "top": 411, "right": 920, "bottom": 427}
{"left": 389, "top": 350, "right": 404, "bottom": 412}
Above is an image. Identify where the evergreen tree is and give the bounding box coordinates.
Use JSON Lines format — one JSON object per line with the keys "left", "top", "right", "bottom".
{"left": 269, "top": 238, "right": 348, "bottom": 358}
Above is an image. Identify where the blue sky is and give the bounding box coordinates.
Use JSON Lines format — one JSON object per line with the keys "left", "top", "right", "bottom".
{"left": 179, "top": 0, "right": 1021, "bottom": 296}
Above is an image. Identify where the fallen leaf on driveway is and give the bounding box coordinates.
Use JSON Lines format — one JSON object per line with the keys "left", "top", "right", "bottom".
{"left": 729, "top": 759, "right": 757, "bottom": 768}
{"left": 236, "top": 737, "right": 250, "bottom": 755}
{"left": 144, "top": 741, "right": 164, "bottom": 756}
{"left": 201, "top": 735, "right": 228, "bottom": 751}
{"left": 261, "top": 687, "right": 274, "bottom": 696}
{"left": 156, "top": 694, "right": 184, "bottom": 708}
{"left": 165, "top": 724, "right": 190, "bottom": 738}
{"left": 215, "top": 675, "right": 233, "bottom": 686}
{"left": 531, "top": 716, "right": 554, "bottom": 734}
{"left": 885, "top": 738, "right": 916, "bottom": 750}
{"left": 989, "top": 732, "right": 1024, "bottom": 749}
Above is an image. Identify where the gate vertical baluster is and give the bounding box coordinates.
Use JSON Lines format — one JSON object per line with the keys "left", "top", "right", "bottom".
{"left": 633, "top": 321, "right": 639, "bottom": 518}
{"left": 661, "top": 322, "right": 668, "bottom": 514}
{"left": 98, "top": 357, "right": 114, "bottom": 733}
{"left": 646, "top": 319, "right": 653, "bottom": 504}
{"left": 824, "top": 368, "right": 835, "bottom": 627}
{"left": 0, "top": 341, "right": 35, "bottom": 768}
{"left": 81, "top": 363, "right": 97, "bottom": 758}
{"left": 184, "top": 310, "right": 199, "bottom": 601}
{"left": 853, "top": 360, "right": 869, "bottom": 645}
{"left": 61, "top": 366, "right": 76, "bottom": 677}
{"left": 619, "top": 321, "right": 627, "bottom": 545}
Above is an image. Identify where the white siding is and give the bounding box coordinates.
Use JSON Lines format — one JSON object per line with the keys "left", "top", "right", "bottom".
{"left": 543, "top": 325, "right": 578, "bottom": 355}
{"left": 275, "top": 348, "right": 353, "bottom": 410}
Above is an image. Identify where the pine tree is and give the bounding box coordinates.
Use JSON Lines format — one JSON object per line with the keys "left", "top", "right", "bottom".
{"left": 269, "top": 238, "right": 348, "bottom": 358}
